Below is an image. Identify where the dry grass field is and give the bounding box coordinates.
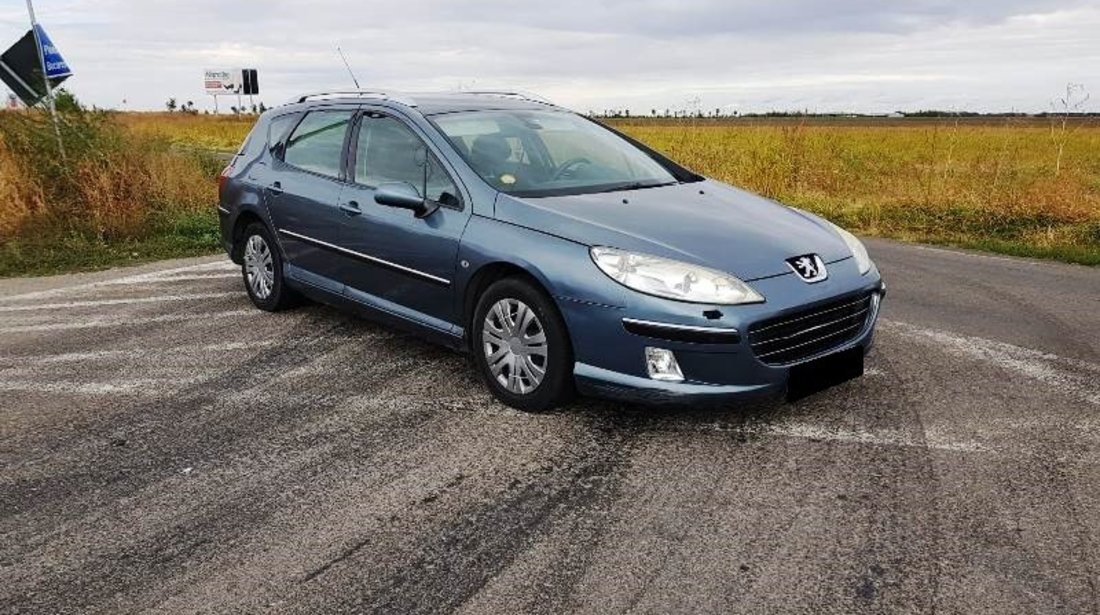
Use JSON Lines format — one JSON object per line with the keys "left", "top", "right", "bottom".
{"left": 616, "top": 117, "right": 1100, "bottom": 264}
{"left": 0, "top": 111, "right": 224, "bottom": 276}
{"left": 1, "top": 111, "right": 1098, "bottom": 276}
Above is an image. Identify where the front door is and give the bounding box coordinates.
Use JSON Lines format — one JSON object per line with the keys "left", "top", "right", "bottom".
{"left": 338, "top": 111, "right": 471, "bottom": 331}
{"left": 265, "top": 108, "right": 356, "bottom": 291}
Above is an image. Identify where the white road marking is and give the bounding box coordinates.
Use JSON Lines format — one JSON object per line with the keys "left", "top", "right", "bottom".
{"left": 0, "top": 340, "right": 279, "bottom": 365}
{"left": 744, "top": 421, "right": 986, "bottom": 452}
{"left": 0, "top": 292, "right": 240, "bottom": 313}
{"left": 0, "top": 260, "right": 238, "bottom": 303}
{"left": 875, "top": 242, "right": 1050, "bottom": 267}
{"left": 881, "top": 319, "right": 1100, "bottom": 405}
{"left": 671, "top": 419, "right": 985, "bottom": 452}
{"left": 0, "top": 309, "right": 257, "bottom": 334}
{"left": 0, "top": 378, "right": 198, "bottom": 396}
{"left": 152, "top": 272, "right": 239, "bottom": 282}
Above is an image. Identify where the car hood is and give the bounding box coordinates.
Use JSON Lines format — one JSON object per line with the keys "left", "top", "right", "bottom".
{"left": 494, "top": 180, "right": 851, "bottom": 281}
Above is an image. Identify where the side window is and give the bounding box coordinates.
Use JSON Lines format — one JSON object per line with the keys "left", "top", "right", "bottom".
{"left": 283, "top": 110, "right": 354, "bottom": 178}
{"left": 267, "top": 113, "right": 299, "bottom": 149}
{"left": 354, "top": 115, "right": 461, "bottom": 207}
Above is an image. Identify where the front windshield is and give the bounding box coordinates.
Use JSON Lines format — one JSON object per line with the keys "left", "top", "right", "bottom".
{"left": 431, "top": 110, "right": 678, "bottom": 197}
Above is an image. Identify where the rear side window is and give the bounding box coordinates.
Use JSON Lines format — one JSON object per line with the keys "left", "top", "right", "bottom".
{"left": 283, "top": 110, "right": 354, "bottom": 178}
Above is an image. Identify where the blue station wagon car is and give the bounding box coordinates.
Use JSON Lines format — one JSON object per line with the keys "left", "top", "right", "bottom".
{"left": 218, "top": 90, "right": 885, "bottom": 411}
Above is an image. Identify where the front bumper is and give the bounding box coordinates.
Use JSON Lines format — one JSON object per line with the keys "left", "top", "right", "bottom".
{"left": 561, "top": 257, "right": 884, "bottom": 406}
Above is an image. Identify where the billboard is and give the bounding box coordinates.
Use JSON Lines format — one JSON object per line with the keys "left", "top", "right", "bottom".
{"left": 204, "top": 68, "right": 258, "bottom": 96}
{"left": 204, "top": 68, "right": 240, "bottom": 95}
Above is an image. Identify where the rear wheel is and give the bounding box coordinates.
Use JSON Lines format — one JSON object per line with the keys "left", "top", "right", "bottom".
{"left": 472, "top": 277, "right": 574, "bottom": 412}
{"left": 240, "top": 222, "right": 298, "bottom": 311}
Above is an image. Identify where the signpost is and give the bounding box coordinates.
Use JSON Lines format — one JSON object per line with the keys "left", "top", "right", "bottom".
{"left": 25, "top": 0, "right": 68, "bottom": 160}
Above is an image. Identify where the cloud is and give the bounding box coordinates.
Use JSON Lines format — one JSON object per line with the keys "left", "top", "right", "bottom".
{"left": 1, "top": 0, "right": 1097, "bottom": 113}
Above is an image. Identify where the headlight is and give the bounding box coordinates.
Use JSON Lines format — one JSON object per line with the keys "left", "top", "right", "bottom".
{"left": 590, "top": 247, "right": 764, "bottom": 305}
{"left": 826, "top": 221, "right": 872, "bottom": 275}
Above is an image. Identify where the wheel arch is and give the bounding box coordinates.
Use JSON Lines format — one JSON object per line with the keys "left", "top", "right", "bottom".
{"left": 230, "top": 208, "right": 273, "bottom": 262}
{"left": 463, "top": 262, "right": 551, "bottom": 350}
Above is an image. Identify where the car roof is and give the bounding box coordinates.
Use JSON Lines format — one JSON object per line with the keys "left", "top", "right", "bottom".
{"left": 281, "top": 90, "right": 566, "bottom": 116}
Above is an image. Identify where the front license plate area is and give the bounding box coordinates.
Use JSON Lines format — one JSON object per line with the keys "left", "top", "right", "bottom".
{"left": 786, "top": 346, "right": 865, "bottom": 402}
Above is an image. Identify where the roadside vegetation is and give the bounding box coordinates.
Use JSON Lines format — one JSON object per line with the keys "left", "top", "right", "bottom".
{"left": 0, "top": 105, "right": 224, "bottom": 277}
{"left": 1, "top": 109, "right": 1097, "bottom": 278}
{"left": 613, "top": 117, "right": 1100, "bottom": 265}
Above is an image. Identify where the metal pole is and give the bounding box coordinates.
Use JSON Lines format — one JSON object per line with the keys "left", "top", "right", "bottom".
{"left": 25, "top": 0, "right": 66, "bottom": 163}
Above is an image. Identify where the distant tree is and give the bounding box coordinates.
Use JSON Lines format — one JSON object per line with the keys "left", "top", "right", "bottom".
{"left": 230, "top": 106, "right": 239, "bottom": 115}
{"left": 53, "top": 88, "right": 82, "bottom": 112}
{"left": 258, "top": 102, "right": 268, "bottom": 113}
{"left": 165, "top": 97, "right": 177, "bottom": 112}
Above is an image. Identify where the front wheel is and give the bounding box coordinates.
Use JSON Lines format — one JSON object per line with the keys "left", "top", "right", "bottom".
{"left": 239, "top": 222, "right": 298, "bottom": 311}
{"left": 472, "top": 278, "right": 575, "bottom": 412}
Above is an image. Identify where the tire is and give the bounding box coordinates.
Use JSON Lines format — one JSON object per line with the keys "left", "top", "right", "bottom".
{"left": 472, "top": 277, "right": 575, "bottom": 412}
{"left": 239, "top": 222, "right": 298, "bottom": 312}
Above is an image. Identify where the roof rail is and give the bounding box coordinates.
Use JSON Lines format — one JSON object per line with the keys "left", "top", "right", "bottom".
{"left": 456, "top": 90, "right": 555, "bottom": 106}
{"left": 289, "top": 90, "right": 418, "bottom": 106}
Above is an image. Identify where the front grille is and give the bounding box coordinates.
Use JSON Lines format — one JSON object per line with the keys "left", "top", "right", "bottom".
{"left": 749, "top": 292, "right": 875, "bottom": 366}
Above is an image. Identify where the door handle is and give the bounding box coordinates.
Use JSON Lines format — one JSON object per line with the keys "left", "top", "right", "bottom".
{"left": 340, "top": 201, "right": 362, "bottom": 216}
{"left": 269, "top": 181, "right": 283, "bottom": 195}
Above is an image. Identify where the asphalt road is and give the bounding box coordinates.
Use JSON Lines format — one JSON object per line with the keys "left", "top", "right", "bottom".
{"left": 2, "top": 238, "right": 1099, "bottom": 614}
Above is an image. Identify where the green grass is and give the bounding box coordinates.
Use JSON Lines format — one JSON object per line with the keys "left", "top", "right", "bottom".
{"left": 0, "top": 212, "right": 222, "bottom": 278}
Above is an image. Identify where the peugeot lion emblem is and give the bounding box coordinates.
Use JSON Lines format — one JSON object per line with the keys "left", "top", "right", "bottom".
{"left": 786, "top": 254, "right": 828, "bottom": 283}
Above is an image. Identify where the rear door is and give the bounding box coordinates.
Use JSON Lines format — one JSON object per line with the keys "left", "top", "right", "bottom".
{"left": 265, "top": 107, "right": 356, "bottom": 291}
{"left": 337, "top": 110, "right": 471, "bottom": 329}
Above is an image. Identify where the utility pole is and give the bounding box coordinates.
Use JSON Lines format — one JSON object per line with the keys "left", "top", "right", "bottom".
{"left": 25, "top": 0, "right": 66, "bottom": 162}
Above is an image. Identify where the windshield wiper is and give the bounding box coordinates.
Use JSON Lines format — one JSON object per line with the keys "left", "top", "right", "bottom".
{"left": 591, "top": 181, "right": 677, "bottom": 194}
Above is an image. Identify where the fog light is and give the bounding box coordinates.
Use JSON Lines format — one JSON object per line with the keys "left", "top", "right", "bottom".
{"left": 645, "top": 347, "right": 684, "bottom": 382}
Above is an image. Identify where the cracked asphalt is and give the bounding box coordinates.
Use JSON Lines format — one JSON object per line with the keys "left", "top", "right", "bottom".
{"left": 1, "top": 238, "right": 1099, "bottom": 614}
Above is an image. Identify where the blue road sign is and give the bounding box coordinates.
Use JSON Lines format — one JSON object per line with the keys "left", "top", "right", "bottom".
{"left": 34, "top": 24, "right": 71, "bottom": 79}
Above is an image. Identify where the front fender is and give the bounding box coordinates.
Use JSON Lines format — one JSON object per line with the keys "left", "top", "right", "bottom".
{"left": 454, "top": 216, "right": 631, "bottom": 363}
{"left": 455, "top": 215, "right": 627, "bottom": 309}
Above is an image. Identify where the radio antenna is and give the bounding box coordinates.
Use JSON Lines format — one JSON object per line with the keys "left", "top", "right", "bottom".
{"left": 337, "top": 46, "right": 361, "bottom": 89}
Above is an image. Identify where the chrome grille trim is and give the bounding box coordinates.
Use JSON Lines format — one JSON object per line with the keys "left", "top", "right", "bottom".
{"left": 750, "top": 308, "right": 870, "bottom": 348}
{"left": 748, "top": 292, "right": 876, "bottom": 366}
{"left": 751, "top": 295, "right": 869, "bottom": 334}
{"left": 755, "top": 321, "right": 865, "bottom": 359}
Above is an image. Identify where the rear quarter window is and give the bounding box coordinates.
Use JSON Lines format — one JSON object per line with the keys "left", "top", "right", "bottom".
{"left": 267, "top": 113, "right": 299, "bottom": 149}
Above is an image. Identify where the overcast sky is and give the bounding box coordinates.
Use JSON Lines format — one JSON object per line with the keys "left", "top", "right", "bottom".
{"left": 2, "top": 0, "right": 1098, "bottom": 113}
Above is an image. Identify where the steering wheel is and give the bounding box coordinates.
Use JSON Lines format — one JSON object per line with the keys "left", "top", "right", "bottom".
{"left": 551, "top": 157, "right": 592, "bottom": 181}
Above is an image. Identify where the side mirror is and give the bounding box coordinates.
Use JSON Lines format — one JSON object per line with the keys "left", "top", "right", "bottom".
{"left": 373, "top": 181, "right": 439, "bottom": 218}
